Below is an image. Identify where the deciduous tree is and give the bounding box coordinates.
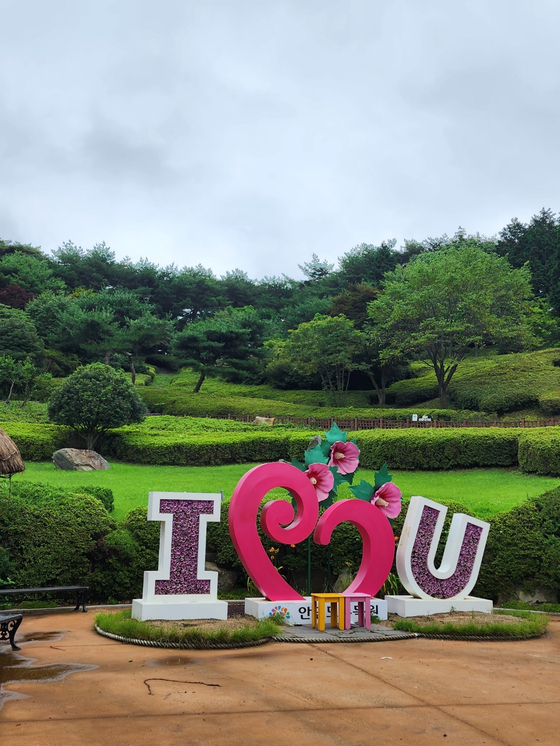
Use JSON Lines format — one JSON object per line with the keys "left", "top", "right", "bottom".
{"left": 370, "top": 245, "right": 534, "bottom": 408}
{"left": 47, "top": 364, "right": 146, "bottom": 450}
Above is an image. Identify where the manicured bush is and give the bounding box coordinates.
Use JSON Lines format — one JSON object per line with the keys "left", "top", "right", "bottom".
{"left": 48, "top": 363, "right": 147, "bottom": 450}
{"left": 352, "top": 429, "right": 520, "bottom": 470}
{"left": 0, "top": 482, "right": 116, "bottom": 593}
{"left": 1, "top": 422, "right": 67, "bottom": 460}
{"left": 384, "top": 377, "right": 439, "bottom": 405}
{"left": 538, "top": 391, "right": 560, "bottom": 415}
{"left": 474, "top": 487, "right": 560, "bottom": 602}
{"left": 518, "top": 430, "right": 560, "bottom": 476}
{"left": 77, "top": 485, "right": 114, "bottom": 512}
{"left": 385, "top": 349, "right": 560, "bottom": 415}
{"left": 106, "top": 431, "right": 312, "bottom": 466}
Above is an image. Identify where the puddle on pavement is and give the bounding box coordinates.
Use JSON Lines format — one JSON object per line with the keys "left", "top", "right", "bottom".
{"left": 0, "top": 632, "right": 97, "bottom": 713}
{"left": 145, "top": 656, "right": 197, "bottom": 668}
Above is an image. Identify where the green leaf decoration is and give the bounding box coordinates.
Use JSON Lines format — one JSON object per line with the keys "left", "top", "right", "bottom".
{"left": 304, "top": 444, "right": 329, "bottom": 466}
{"left": 291, "top": 458, "right": 306, "bottom": 472}
{"left": 349, "top": 479, "right": 375, "bottom": 502}
{"left": 324, "top": 422, "right": 347, "bottom": 445}
{"left": 321, "top": 494, "right": 334, "bottom": 509}
{"left": 319, "top": 439, "right": 332, "bottom": 458}
{"left": 333, "top": 469, "right": 355, "bottom": 488}
{"left": 374, "top": 462, "right": 393, "bottom": 490}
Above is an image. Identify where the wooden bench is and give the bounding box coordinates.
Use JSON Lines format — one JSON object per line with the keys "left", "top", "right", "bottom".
{"left": 0, "top": 586, "right": 89, "bottom": 612}
{"left": 0, "top": 613, "right": 23, "bottom": 650}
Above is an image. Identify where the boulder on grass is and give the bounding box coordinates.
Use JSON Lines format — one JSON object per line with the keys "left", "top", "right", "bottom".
{"left": 52, "top": 448, "right": 110, "bottom": 471}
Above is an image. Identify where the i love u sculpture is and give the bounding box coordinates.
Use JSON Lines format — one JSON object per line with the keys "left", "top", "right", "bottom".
{"left": 132, "top": 423, "right": 492, "bottom": 623}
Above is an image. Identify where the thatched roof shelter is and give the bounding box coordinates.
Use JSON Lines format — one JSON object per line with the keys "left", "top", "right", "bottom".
{"left": 0, "top": 427, "right": 25, "bottom": 477}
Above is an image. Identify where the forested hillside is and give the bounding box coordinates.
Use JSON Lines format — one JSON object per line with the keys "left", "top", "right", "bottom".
{"left": 2, "top": 208, "right": 560, "bottom": 415}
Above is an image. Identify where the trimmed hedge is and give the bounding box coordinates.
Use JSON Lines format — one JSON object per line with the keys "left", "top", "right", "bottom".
{"left": 473, "top": 487, "right": 560, "bottom": 602}
{"left": 138, "top": 384, "right": 472, "bottom": 422}
{"left": 106, "top": 431, "right": 312, "bottom": 466}
{"left": 1, "top": 423, "right": 67, "bottom": 460}
{"left": 0, "top": 482, "right": 116, "bottom": 591}
{"left": 538, "top": 391, "right": 560, "bottom": 415}
{"left": 518, "top": 430, "right": 560, "bottom": 476}
{"left": 385, "top": 349, "right": 560, "bottom": 415}
{"left": 352, "top": 429, "right": 520, "bottom": 470}
{"left": 2, "top": 479, "right": 559, "bottom": 605}
{"left": 0, "top": 482, "right": 157, "bottom": 603}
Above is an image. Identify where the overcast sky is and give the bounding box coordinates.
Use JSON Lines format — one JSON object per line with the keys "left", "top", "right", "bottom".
{"left": 1, "top": 0, "right": 559, "bottom": 280}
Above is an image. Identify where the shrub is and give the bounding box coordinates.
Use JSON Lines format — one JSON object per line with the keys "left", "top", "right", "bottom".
{"left": 538, "top": 391, "right": 560, "bottom": 415}
{"left": 474, "top": 487, "right": 560, "bottom": 602}
{"left": 1, "top": 422, "right": 67, "bottom": 460}
{"left": 77, "top": 485, "right": 114, "bottom": 512}
{"left": 0, "top": 482, "right": 116, "bottom": 593}
{"left": 106, "top": 431, "right": 312, "bottom": 466}
{"left": 352, "top": 429, "right": 520, "bottom": 470}
{"left": 518, "top": 430, "right": 560, "bottom": 475}
{"left": 48, "top": 363, "right": 147, "bottom": 450}
{"left": 385, "top": 377, "right": 440, "bottom": 405}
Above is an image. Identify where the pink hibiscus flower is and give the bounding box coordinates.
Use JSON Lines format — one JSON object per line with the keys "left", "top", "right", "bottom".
{"left": 371, "top": 482, "right": 402, "bottom": 518}
{"left": 328, "top": 440, "right": 360, "bottom": 475}
{"left": 305, "top": 462, "right": 334, "bottom": 502}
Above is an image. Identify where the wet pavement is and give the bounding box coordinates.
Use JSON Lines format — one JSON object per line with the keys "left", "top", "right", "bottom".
{"left": 1, "top": 611, "right": 559, "bottom": 745}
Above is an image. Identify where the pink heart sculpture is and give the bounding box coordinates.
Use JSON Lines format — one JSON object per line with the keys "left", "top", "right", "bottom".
{"left": 229, "top": 462, "right": 396, "bottom": 602}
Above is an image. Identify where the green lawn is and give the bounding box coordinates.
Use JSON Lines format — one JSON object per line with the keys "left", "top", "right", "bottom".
{"left": 13, "top": 462, "right": 560, "bottom": 522}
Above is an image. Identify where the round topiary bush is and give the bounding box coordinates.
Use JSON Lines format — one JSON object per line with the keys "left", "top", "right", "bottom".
{"left": 48, "top": 363, "right": 147, "bottom": 450}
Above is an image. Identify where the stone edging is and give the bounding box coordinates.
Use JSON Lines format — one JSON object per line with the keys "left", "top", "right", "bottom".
{"left": 412, "top": 630, "right": 548, "bottom": 642}
{"left": 94, "top": 625, "right": 273, "bottom": 650}
{"left": 273, "top": 633, "right": 417, "bottom": 643}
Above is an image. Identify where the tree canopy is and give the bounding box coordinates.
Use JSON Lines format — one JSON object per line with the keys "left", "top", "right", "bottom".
{"left": 47, "top": 363, "right": 147, "bottom": 450}
{"left": 369, "top": 245, "right": 535, "bottom": 407}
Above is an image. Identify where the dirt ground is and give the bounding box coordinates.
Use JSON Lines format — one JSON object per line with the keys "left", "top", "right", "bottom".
{"left": 1, "top": 610, "right": 559, "bottom": 746}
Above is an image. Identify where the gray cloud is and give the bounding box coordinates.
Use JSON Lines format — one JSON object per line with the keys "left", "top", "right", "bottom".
{"left": 1, "top": 0, "right": 559, "bottom": 278}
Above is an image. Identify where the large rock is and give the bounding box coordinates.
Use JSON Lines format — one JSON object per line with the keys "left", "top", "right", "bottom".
{"left": 205, "top": 561, "right": 238, "bottom": 593}
{"left": 52, "top": 448, "right": 111, "bottom": 471}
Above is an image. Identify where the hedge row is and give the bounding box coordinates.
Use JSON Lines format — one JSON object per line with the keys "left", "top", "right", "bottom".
{"left": 9, "top": 420, "right": 560, "bottom": 477}
{"left": 0, "top": 482, "right": 157, "bottom": 604}
{"left": 518, "top": 430, "right": 560, "bottom": 476}
{"left": 106, "top": 431, "right": 313, "bottom": 466}
{"left": 2, "top": 479, "right": 559, "bottom": 604}
{"left": 385, "top": 349, "right": 560, "bottom": 415}
{"left": 138, "top": 385, "right": 474, "bottom": 422}
{"left": 1, "top": 423, "right": 68, "bottom": 460}
{"left": 352, "top": 429, "right": 520, "bottom": 470}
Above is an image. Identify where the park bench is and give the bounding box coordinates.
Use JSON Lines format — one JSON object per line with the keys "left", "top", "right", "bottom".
{"left": 0, "top": 586, "right": 89, "bottom": 613}
{"left": 0, "top": 612, "right": 23, "bottom": 650}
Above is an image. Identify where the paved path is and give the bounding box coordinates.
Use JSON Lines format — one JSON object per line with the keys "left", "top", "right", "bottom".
{"left": 1, "top": 611, "right": 559, "bottom": 746}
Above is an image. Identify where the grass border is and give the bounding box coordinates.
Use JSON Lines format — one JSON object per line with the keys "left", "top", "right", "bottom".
{"left": 392, "top": 610, "right": 549, "bottom": 640}
{"left": 94, "top": 609, "right": 282, "bottom": 649}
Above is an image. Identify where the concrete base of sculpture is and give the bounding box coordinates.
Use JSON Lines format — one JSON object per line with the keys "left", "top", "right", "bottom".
{"left": 131, "top": 598, "right": 228, "bottom": 621}
{"left": 245, "top": 596, "right": 388, "bottom": 624}
{"left": 385, "top": 595, "right": 493, "bottom": 617}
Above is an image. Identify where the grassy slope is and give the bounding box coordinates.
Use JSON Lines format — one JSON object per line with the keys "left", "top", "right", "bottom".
{"left": 14, "top": 462, "right": 560, "bottom": 522}
{"left": 386, "top": 348, "right": 560, "bottom": 414}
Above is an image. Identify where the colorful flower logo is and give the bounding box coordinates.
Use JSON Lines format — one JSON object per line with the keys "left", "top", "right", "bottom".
{"left": 269, "top": 605, "right": 290, "bottom": 619}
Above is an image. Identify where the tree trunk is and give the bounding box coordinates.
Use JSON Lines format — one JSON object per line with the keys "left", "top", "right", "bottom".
{"left": 368, "top": 373, "right": 386, "bottom": 405}
{"left": 104, "top": 350, "right": 111, "bottom": 365}
{"left": 193, "top": 370, "right": 206, "bottom": 393}
{"left": 5, "top": 379, "right": 15, "bottom": 405}
{"left": 129, "top": 356, "right": 136, "bottom": 385}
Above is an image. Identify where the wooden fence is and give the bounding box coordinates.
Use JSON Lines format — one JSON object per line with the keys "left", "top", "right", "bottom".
{"left": 189, "top": 414, "right": 560, "bottom": 429}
